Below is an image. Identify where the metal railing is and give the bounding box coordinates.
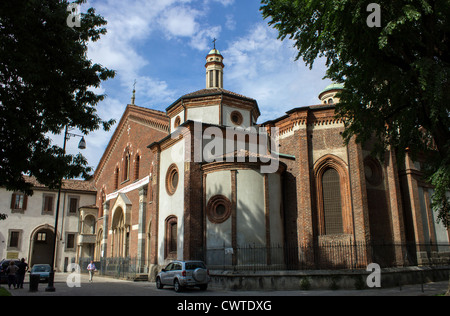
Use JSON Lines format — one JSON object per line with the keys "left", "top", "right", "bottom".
{"left": 79, "top": 241, "right": 450, "bottom": 278}
{"left": 195, "top": 241, "right": 450, "bottom": 271}
{"left": 79, "top": 257, "right": 145, "bottom": 280}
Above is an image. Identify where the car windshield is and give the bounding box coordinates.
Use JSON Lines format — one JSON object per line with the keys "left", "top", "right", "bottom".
{"left": 33, "top": 266, "right": 50, "bottom": 272}
{"left": 185, "top": 262, "right": 206, "bottom": 270}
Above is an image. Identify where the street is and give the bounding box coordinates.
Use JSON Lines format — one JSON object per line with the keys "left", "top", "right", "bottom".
{"left": 6, "top": 272, "right": 448, "bottom": 297}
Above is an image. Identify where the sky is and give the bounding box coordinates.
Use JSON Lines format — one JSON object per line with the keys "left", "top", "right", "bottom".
{"left": 58, "top": 0, "right": 332, "bottom": 171}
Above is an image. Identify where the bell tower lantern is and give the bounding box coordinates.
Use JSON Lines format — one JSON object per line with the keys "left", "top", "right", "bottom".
{"left": 205, "top": 40, "right": 224, "bottom": 89}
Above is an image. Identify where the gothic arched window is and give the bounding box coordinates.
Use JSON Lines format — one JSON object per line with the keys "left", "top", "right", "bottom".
{"left": 165, "top": 216, "right": 178, "bottom": 259}
{"left": 322, "top": 168, "right": 344, "bottom": 235}
{"left": 114, "top": 167, "right": 119, "bottom": 190}
{"left": 134, "top": 154, "right": 140, "bottom": 180}
{"left": 314, "top": 155, "right": 352, "bottom": 236}
{"left": 123, "top": 149, "right": 131, "bottom": 182}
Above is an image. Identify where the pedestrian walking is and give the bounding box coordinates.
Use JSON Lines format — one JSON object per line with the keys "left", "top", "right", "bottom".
{"left": 6, "top": 261, "right": 18, "bottom": 290}
{"left": 87, "top": 261, "right": 96, "bottom": 283}
{"left": 16, "top": 258, "right": 28, "bottom": 289}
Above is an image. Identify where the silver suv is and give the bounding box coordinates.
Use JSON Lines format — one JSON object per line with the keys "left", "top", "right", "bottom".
{"left": 156, "top": 260, "right": 210, "bottom": 292}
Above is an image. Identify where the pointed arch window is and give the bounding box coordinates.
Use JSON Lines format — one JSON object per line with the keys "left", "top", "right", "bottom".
{"left": 165, "top": 216, "right": 178, "bottom": 259}
{"left": 322, "top": 168, "right": 344, "bottom": 235}
{"left": 314, "top": 155, "right": 353, "bottom": 236}
{"left": 123, "top": 149, "right": 131, "bottom": 182}
{"left": 114, "top": 167, "right": 119, "bottom": 190}
{"left": 134, "top": 154, "right": 140, "bottom": 180}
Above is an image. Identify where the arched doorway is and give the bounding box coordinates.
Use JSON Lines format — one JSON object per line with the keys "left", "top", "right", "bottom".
{"left": 95, "top": 228, "right": 103, "bottom": 261}
{"left": 30, "top": 226, "right": 55, "bottom": 266}
{"left": 111, "top": 207, "right": 127, "bottom": 257}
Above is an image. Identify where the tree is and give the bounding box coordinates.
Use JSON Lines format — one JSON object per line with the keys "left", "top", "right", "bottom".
{"left": 0, "top": 0, "right": 115, "bottom": 196}
{"left": 261, "top": 0, "right": 450, "bottom": 228}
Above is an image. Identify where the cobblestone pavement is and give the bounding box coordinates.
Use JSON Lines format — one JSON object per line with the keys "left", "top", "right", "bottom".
{"left": 5, "top": 273, "right": 448, "bottom": 297}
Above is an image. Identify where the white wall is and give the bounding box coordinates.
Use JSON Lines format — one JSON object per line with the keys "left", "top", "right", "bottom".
{"left": 222, "top": 105, "right": 251, "bottom": 129}
{"left": 187, "top": 105, "right": 220, "bottom": 126}
{"left": 206, "top": 171, "right": 232, "bottom": 249}
{"left": 158, "top": 140, "right": 185, "bottom": 265}
{"left": 0, "top": 187, "right": 95, "bottom": 270}
{"left": 236, "top": 170, "right": 265, "bottom": 246}
{"left": 170, "top": 110, "right": 185, "bottom": 133}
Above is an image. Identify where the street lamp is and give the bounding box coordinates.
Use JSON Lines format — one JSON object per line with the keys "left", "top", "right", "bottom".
{"left": 45, "top": 126, "right": 86, "bottom": 292}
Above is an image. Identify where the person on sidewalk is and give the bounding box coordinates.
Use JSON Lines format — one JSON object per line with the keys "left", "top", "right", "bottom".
{"left": 16, "top": 258, "right": 28, "bottom": 289}
{"left": 87, "top": 261, "right": 96, "bottom": 283}
{"left": 6, "top": 261, "right": 18, "bottom": 290}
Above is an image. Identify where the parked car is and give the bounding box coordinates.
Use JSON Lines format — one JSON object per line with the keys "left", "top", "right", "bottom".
{"left": 0, "top": 259, "right": 20, "bottom": 284}
{"left": 156, "top": 260, "right": 210, "bottom": 292}
{"left": 30, "top": 264, "right": 51, "bottom": 282}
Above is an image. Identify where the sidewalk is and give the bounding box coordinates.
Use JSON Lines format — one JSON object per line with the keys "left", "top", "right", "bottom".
{"left": 5, "top": 273, "right": 449, "bottom": 296}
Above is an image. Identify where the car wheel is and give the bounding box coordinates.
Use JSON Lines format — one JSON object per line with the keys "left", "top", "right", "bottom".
{"left": 174, "top": 279, "right": 183, "bottom": 293}
{"left": 156, "top": 277, "right": 164, "bottom": 289}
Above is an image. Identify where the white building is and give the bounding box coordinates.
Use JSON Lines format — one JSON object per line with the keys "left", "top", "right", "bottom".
{"left": 0, "top": 176, "right": 96, "bottom": 271}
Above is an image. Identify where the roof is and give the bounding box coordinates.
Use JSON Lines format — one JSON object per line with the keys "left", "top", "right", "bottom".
{"left": 262, "top": 104, "right": 336, "bottom": 126}
{"left": 166, "top": 88, "right": 258, "bottom": 113}
{"left": 208, "top": 48, "right": 222, "bottom": 56}
{"left": 23, "top": 175, "right": 96, "bottom": 193}
{"left": 94, "top": 104, "right": 170, "bottom": 181}
{"left": 319, "top": 83, "right": 344, "bottom": 98}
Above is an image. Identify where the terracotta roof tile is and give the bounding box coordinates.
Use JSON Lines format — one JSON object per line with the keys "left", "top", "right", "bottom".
{"left": 23, "top": 175, "right": 96, "bottom": 192}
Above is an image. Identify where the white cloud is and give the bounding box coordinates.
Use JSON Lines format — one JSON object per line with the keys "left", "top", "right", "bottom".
{"left": 211, "top": 0, "right": 235, "bottom": 6}
{"left": 223, "top": 23, "right": 330, "bottom": 123}
{"left": 225, "top": 14, "right": 236, "bottom": 30}
{"left": 160, "top": 6, "right": 200, "bottom": 37}
{"left": 189, "top": 26, "right": 222, "bottom": 51}
{"left": 64, "top": 0, "right": 330, "bottom": 169}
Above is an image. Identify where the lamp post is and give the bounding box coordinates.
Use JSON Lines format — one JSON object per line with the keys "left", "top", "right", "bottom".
{"left": 45, "top": 126, "right": 86, "bottom": 292}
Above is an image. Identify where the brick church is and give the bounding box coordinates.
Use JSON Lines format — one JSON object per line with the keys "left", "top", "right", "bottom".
{"left": 78, "top": 47, "right": 449, "bottom": 277}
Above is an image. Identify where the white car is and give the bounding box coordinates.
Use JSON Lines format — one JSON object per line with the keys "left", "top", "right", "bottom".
{"left": 156, "top": 260, "right": 210, "bottom": 292}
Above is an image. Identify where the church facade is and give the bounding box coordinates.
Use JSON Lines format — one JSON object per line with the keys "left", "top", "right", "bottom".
{"left": 81, "top": 48, "right": 449, "bottom": 277}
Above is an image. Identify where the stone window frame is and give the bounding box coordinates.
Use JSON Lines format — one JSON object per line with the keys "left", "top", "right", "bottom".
{"left": 7, "top": 229, "right": 22, "bottom": 251}
{"left": 67, "top": 195, "right": 80, "bottom": 215}
{"left": 65, "top": 232, "right": 77, "bottom": 252}
{"left": 10, "top": 192, "right": 28, "bottom": 213}
{"left": 42, "top": 193, "right": 55, "bottom": 215}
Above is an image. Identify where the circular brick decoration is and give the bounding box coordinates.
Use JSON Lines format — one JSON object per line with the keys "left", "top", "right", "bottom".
{"left": 364, "top": 157, "right": 383, "bottom": 186}
{"left": 230, "top": 111, "right": 243, "bottom": 126}
{"left": 207, "top": 195, "right": 232, "bottom": 224}
{"left": 166, "top": 164, "right": 179, "bottom": 196}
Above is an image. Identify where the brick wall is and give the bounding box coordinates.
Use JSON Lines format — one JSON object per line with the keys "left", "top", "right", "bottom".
{"left": 94, "top": 104, "right": 169, "bottom": 258}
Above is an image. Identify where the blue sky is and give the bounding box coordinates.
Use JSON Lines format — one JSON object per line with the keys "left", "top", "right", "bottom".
{"left": 59, "top": 0, "right": 332, "bottom": 170}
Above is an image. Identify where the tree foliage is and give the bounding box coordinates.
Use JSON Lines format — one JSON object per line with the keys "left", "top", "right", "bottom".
{"left": 261, "top": 0, "right": 450, "bottom": 227}
{"left": 0, "top": 0, "right": 115, "bottom": 196}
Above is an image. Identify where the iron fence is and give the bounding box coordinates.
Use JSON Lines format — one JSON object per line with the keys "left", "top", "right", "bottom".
{"left": 79, "top": 257, "right": 145, "bottom": 280}
{"left": 79, "top": 241, "right": 450, "bottom": 278}
{"left": 195, "top": 241, "right": 450, "bottom": 271}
